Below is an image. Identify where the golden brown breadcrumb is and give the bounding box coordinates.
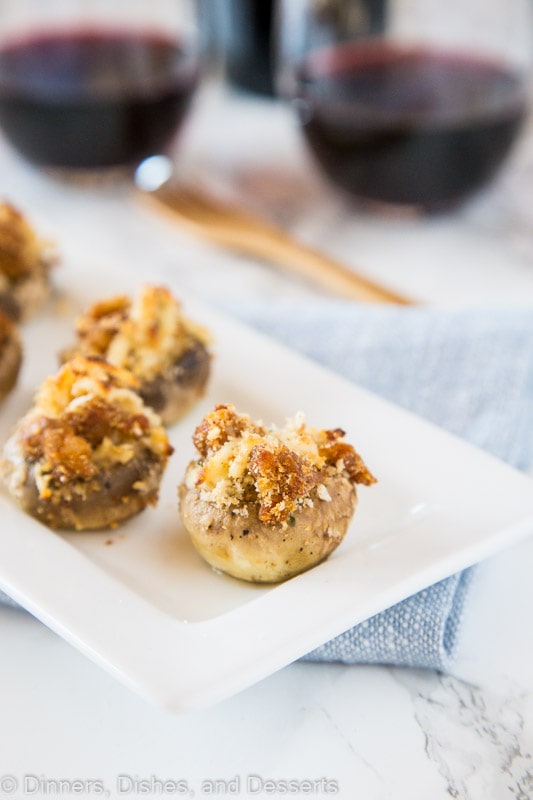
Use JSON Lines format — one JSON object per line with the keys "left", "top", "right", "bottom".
{"left": 0, "top": 310, "right": 16, "bottom": 349}
{"left": 0, "top": 203, "right": 39, "bottom": 280}
{"left": 193, "top": 402, "right": 265, "bottom": 457}
{"left": 0, "top": 203, "right": 55, "bottom": 318}
{"left": 62, "top": 285, "right": 211, "bottom": 382}
{"left": 14, "top": 356, "right": 173, "bottom": 499}
{"left": 187, "top": 403, "right": 376, "bottom": 525}
{"left": 248, "top": 443, "right": 320, "bottom": 524}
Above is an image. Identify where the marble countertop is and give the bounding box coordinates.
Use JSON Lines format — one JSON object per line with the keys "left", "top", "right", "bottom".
{"left": 0, "top": 82, "right": 532, "bottom": 800}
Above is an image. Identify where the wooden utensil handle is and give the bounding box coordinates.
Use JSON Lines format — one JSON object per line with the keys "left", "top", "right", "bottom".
{"left": 236, "top": 225, "right": 412, "bottom": 304}
{"left": 143, "top": 184, "right": 415, "bottom": 305}
{"left": 211, "top": 214, "right": 413, "bottom": 305}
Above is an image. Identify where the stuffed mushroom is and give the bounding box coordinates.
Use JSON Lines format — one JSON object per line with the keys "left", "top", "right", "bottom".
{"left": 1, "top": 356, "right": 173, "bottom": 530}
{"left": 0, "top": 202, "right": 55, "bottom": 321}
{"left": 178, "top": 403, "right": 376, "bottom": 583}
{"left": 0, "top": 310, "right": 22, "bottom": 403}
{"left": 61, "top": 285, "right": 211, "bottom": 426}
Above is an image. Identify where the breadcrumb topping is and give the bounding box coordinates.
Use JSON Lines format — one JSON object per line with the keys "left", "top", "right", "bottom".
{"left": 0, "top": 309, "right": 17, "bottom": 349}
{"left": 63, "top": 285, "right": 211, "bottom": 381}
{"left": 11, "top": 356, "right": 172, "bottom": 499}
{"left": 0, "top": 202, "right": 55, "bottom": 287}
{"left": 186, "top": 404, "right": 376, "bottom": 525}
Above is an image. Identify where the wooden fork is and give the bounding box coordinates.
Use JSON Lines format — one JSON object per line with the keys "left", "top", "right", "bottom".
{"left": 138, "top": 182, "right": 414, "bottom": 305}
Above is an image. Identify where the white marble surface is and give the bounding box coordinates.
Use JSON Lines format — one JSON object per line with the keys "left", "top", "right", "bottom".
{"left": 0, "top": 80, "right": 532, "bottom": 800}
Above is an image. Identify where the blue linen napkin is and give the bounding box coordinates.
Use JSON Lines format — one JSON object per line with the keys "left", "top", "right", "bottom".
{"left": 1, "top": 303, "right": 532, "bottom": 671}
{"left": 0, "top": 590, "right": 18, "bottom": 608}
{"left": 220, "top": 302, "right": 533, "bottom": 671}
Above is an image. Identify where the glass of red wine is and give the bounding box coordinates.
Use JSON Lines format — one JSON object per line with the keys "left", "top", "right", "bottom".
{"left": 0, "top": 0, "right": 201, "bottom": 174}
{"left": 277, "top": 0, "right": 532, "bottom": 212}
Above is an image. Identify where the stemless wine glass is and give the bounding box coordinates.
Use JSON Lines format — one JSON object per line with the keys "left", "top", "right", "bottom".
{"left": 0, "top": 0, "right": 200, "bottom": 173}
{"left": 277, "top": 0, "right": 532, "bottom": 211}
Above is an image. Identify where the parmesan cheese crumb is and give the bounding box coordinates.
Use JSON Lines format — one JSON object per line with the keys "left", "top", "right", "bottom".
{"left": 317, "top": 484, "right": 332, "bottom": 502}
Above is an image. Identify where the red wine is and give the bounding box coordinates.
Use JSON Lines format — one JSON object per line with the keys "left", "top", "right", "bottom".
{"left": 0, "top": 30, "right": 198, "bottom": 169}
{"left": 294, "top": 43, "right": 526, "bottom": 209}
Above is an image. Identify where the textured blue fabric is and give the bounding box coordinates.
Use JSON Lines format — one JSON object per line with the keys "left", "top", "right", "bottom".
{"left": 2, "top": 303, "right": 532, "bottom": 671}
{"left": 0, "top": 590, "right": 17, "bottom": 607}
{"left": 221, "top": 302, "right": 533, "bottom": 670}
{"left": 229, "top": 303, "right": 533, "bottom": 473}
{"left": 301, "top": 570, "right": 473, "bottom": 670}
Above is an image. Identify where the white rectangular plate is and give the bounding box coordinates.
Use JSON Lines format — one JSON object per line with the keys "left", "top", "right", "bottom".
{"left": 0, "top": 257, "right": 532, "bottom": 712}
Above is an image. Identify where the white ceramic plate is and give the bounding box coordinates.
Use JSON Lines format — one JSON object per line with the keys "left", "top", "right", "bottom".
{"left": 0, "top": 259, "right": 532, "bottom": 713}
